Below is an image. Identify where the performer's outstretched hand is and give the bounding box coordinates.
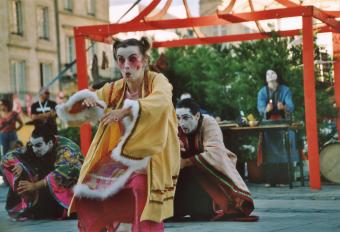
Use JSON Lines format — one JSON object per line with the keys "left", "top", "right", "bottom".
{"left": 101, "top": 108, "right": 132, "bottom": 126}
{"left": 82, "top": 97, "right": 104, "bottom": 109}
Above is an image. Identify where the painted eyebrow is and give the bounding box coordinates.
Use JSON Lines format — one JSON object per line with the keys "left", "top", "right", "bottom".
{"left": 179, "top": 114, "right": 193, "bottom": 117}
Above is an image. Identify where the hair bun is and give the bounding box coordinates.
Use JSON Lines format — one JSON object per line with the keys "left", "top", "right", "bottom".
{"left": 140, "top": 36, "right": 151, "bottom": 51}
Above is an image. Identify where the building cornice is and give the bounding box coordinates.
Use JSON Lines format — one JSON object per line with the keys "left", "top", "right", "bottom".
{"left": 35, "top": 47, "right": 57, "bottom": 54}
{"left": 7, "top": 43, "right": 31, "bottom": 50}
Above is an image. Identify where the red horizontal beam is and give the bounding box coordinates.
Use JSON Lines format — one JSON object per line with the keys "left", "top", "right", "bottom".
{"left": 325, "top": 11, "right": 340, "bottom": 18}
{"left": 153, "top": 29, "right": 300, "bottom": 48}
{"left": 217, "top": 6, "right": 313, "bottom": 23}
{"left": 313, "top": 7, "right": 340, "bottom": 32}
{"left": 75, "top": 15, "right": 229, "bottom": 36}
{"left": 86, "top": 34, "right": 112, "bottom": 44}
{"left": 74, "top": 6, "right": 340, "bottom": 38}
{"left": 315, "top": 25, "right": 337, "bottom": 33}
{"left": 75, "top": 7, "right": 313, "bottom": 36}
{"left": 81, "top": 23, "right": 335, "bottom": 44}
{"left": 152, "top": 25, "right": 335, "bottom": 48}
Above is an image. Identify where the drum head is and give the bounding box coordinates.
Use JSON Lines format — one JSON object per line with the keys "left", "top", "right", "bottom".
{"left": 320, "top": 142, "right": 340, "bottom": 184}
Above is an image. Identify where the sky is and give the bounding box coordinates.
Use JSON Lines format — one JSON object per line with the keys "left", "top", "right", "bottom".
{"left": 109, "top": 0, "right": 200, "bottom": 23}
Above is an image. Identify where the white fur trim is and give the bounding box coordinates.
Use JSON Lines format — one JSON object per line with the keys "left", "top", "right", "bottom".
{"left": 73, "top": 168, "right": 134, "bottom": 199}
{"left": 56, "top": 89, "right": 107, "bottom": 125}
{"left": 73, "top": 99, "right": 150, "bottom": 199}
{"left": 111, "top": 99, "right": 150, "bottom": 168}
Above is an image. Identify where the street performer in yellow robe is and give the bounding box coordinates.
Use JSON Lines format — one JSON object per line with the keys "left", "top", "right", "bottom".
{"left": 56, "top": 37, "right": 180, "bottom": 232}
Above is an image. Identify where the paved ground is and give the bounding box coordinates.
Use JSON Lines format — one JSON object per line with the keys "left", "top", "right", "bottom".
{"left": 1, "top": 181, "right": 340, "bottom": 232}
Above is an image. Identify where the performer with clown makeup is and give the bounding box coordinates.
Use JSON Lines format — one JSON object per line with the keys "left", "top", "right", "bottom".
{"left": 1, "top": 122, "right": 83, "bottom": 220}
{"left": 57, "top": 37, "right": 180, "bottom": 232}
{"left": 174, "top": 98, "right": 256, "bottom": 221}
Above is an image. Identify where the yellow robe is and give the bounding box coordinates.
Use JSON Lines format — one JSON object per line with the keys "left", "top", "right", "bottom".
{"left": 58, "top": 71, "right": 180, "bottom": 222}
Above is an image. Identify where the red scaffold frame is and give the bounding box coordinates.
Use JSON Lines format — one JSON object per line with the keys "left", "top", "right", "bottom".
{"left": 73, "top": 0, "right": 340, "bottom": 190}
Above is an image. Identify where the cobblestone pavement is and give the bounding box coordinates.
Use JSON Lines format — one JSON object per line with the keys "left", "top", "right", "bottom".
{"left": 1, "top": 182, "right": 340, "bottom": 232}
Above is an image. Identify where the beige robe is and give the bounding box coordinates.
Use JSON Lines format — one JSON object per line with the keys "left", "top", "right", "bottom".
{"left": 179, "top": 115, "right": 254, "bottom": 216}
{"left": 197, "top": 115, "right": 251, "bottom": 194}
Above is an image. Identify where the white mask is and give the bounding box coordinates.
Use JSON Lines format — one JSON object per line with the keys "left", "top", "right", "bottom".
{"left": 116, "top": 46, "right": 146, "bottom": 81}
{"left": 266, "top": 70, "right": 278, "bottom": 82}
{"left": 176, "top": 108, "right": 200, "bottom": 134}
{"left": 29, "top": 136, "right": 53, "bottom": 157}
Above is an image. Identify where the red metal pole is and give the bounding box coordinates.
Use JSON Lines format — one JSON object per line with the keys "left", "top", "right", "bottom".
{"left": 302, "top": 16, "right": 321, "bottom": 190}
{"left": 74, "top": 31, "right": 92, "bottom": 155}
{"left": 153, "top": 29, "right": 301, "bottom": 48}
{"left": 332, "top": 33, "right": 340, "bottom": 140}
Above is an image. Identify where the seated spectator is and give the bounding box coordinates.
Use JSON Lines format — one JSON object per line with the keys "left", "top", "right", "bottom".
{"left": 1, "top": 122, "right": 83, "bottom": 220}
{"left": 174, "top": 98, "right": 257, "bottom": 221}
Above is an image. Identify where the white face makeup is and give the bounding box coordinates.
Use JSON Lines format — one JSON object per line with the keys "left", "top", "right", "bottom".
{"left": 29, "top": 136, "right": 53, "bottom": 157}
{"left": 116, "top": 46, "right": 146, "bottom": 81}
{"left": 267, "top": 80, "right": 279, "bottom": 91}
{"left": 176, "top": 108, "right": 200, "bottom": 134}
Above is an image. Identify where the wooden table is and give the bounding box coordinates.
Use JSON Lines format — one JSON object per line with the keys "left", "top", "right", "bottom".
{"left": 219, "top": 123, "right": 304, "bottom": 189}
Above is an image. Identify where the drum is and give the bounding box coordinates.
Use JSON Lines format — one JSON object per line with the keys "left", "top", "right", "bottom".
{"left": 320, "top": 142, "right": 340, "bottom": 184}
